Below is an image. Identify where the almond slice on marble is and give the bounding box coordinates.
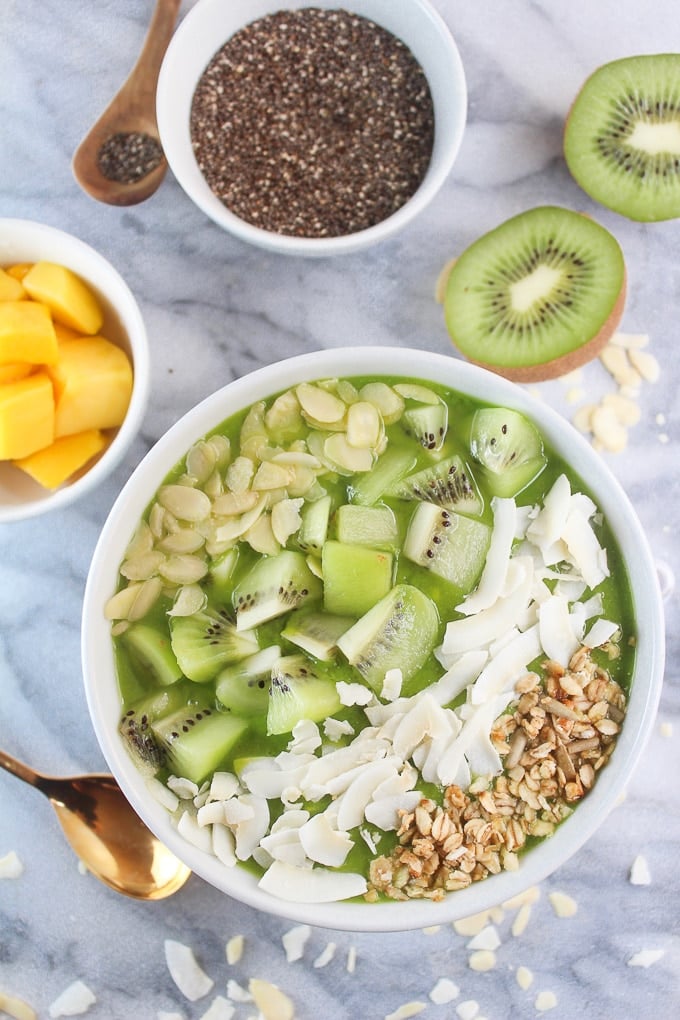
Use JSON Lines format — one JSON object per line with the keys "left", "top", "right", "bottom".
{"left": 248, "top": 979, "right": 295, "bottom": 1020}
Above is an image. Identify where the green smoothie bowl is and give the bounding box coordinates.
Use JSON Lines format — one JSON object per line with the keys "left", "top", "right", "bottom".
{"left": 81, "top": 347, "right": 664, "bottom": 931}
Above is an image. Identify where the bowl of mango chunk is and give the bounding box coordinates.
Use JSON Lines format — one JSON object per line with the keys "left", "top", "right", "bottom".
{"left": 0, "top": 219, "right": 149, "bottom": 522}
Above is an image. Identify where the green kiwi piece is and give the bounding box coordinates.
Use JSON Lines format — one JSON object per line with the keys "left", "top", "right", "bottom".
{"left": 215, "top": 645, "right": 282, "bottom": 715}
{"left": 152, "top": 706, "right": 248, "bottom": 785}
{"left": 266, "top": 654, "right": 342, "bottom": 735}
{"left": 564, "top": 54, "right": 680, "bottom": 222}
{"left": 321, "top": 540, "right": 393, "bottom": 617}
{"left": 470, "top": 407, "right": 546, "bottom": 497}
{"left": 403, "top": 502, "right": 491, "bottom": 595}
{"left": 387, "top": 454, "right": 483, "bottom": 516}
{"left": 443, "top": 206, "right": 626, "bottom": 381}
{"left": 402, "top": 401, "right": 448, "bottom": 452}
{"left": 282, "top": 609, "right": 355, "bottom": 660}
{"left": 296, "top": 494, "right": 332, "bottom": 555}
{"left": 170, "top": 607, "right": 259, "bottom": 683}
{"left": 232, "top": 549, "right": 322, "bottom": 631}
{"left": 118, "top": 683, "right": 193, "bottom": 775}
{"left": 121, "top": 623, "right": 183, "bottom": 687}
{"left": 336, "top": 583, "right": 439, "bottom": 693}
{"left": 334, "top": 504, "right": 399, "bottom": 550}
{"left": 349, "top": 445, "right": 417, "bottom": 506}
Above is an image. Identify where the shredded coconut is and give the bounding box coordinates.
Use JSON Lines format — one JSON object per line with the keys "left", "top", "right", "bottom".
{"left": 627, "top": 949, "right": 665, "bottom": 968}
{"left": 0, "top": 850, "right": 24, "bottom": 879}
{"left": 282, "top": 925, "right": 311, "bottom": 963}
{"left": 47, "top": 981, "right": 96, "bottom": 1018}
{"left": 629, "top": 855, "right": 652, "bottom": 886}
{"left": 313, "top": 942, "right": 336, "bottom": 968}
{"left": 164, "top": 941, "right": 214, "bottom": 1002}
{"left": 429, "top": 978, "right": 460, "bottom": 1004}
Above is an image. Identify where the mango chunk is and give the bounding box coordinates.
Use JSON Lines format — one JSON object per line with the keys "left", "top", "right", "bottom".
{"left": 22, "top": 261, "right": 103, "bottom": 335}
{"left": 0, "top": 362, "right": 33, "bottom": 384}
{"left": 0, "top": 371, "right": 55, "bottom": 459}
{"left": 6, "top": 263, "right": 32, "bottom": 282}
{"left": 48, "top": 336, "right": 133, "bottom": 437}
{"left": 14, "top": 428, "right": 107, "bottom": 489}
{"left": 0, "top": 300, "right": 59, "bottom": 366}
{"left": 0, "top": 268, "right": 26, "bottom": 301}
{"left": 54, "top": 321, "right": 86, "bottom": 343}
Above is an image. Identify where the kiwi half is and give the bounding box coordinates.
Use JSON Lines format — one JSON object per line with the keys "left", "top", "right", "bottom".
{"left": 564, "top": 54, "right": 680, "bottom": 222}
{"left": 443, "top": 206, "right": 626, "bottom": 381}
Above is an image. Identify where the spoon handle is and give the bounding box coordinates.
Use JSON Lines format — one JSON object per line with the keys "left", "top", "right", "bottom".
{"left": 118, "top": 0, "right": 182, "bottom": 114}
{"left": 0, "top": 749, "right": 43, "bottom": 789}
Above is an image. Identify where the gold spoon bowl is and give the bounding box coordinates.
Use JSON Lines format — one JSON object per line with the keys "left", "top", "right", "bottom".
{"left": 0, "top": 749, "right": 191, "bottom": 899}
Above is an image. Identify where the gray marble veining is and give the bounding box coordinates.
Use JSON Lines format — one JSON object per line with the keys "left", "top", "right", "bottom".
{"left": 1, "top": 2, "right": 679, "bottom": 1018}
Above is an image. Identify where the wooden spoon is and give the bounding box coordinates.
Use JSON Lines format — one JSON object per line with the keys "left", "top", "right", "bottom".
{"left": 72, "top": 0, "right": 182, "bottom": 206}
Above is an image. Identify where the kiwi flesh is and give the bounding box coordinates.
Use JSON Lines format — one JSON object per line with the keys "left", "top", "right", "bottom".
{"left": 232, "top": 549, "right": 322, "bottom": 631}
{"left": 215, "top": 645, "right": 282, "bottom": 715}
{"left": 443, "top": 206, "right": 626, "bottom": 381}
{"left": 121, "top": 623, "right": 183, "bottom": 688}
{"left": 334, "top": 504, "right": 399, "bottom": 550}
{"left": 403, "top": 503, "right": 492, "bottom": 596}
{"left": 387, "top": 454, "right": 483, "bottom": 516}
{"left": 469, "top": 407, "right": 547, "bottom": 497}
{"left": 336, "top": 583, "right": 439, "bottom": 693}
{"left": 349, "top": 445, "right": 417, "bottom": 506}
{"left": 564, "top": 54, "right": 680, "bottom": 222}
{"left": 321, "top": 540, "right": 393, "bottom": 617}
{"left": 170, "top": 607, "right": 259, "bottom": 683}
{"left": 119, "top": 683, "right": 192, "bottom": 775}
{"left": 266, "top": 654, "right": 342, "bottom": 735}
{"left": 151, "top": 705, "right": 248, "bottom": 785}
{"left": 402, "top": 401, "right": 448, "bottom": 452}
{"left": 282, "top": 609, "right": 354, "bottom": 660}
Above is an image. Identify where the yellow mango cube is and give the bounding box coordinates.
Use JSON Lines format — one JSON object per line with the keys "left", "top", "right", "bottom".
{"left": 0, "top": 268, "right": 26, "bottom": 301}
{"left": 54, "top": 321, "right": 86, "bottom": 343}
{"left": 48, "top": 336, "right": 133, "bottom": 437}
{"left": 22, "top": 261, "right": 103, "bottom": 335}
{"left": 14, "top": 428, "right": 107, "bottom": 489}
{"left": 0, "top": 370, "right": 55, "bottom": 459}
{"left": 0, "top": 300, "right": 59, "bottom": 366}
{"left": 6, "top": 263, "right": 32, "bottom": 282}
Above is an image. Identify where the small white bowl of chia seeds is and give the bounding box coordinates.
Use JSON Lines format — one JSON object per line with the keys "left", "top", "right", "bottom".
{"left": 156, "top": 0, "right": 467, "bottom": 256}
{"left": 82, "top": 346, "right": 664, "bottom": 931}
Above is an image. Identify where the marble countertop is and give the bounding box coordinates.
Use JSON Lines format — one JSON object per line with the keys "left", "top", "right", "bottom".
{"left": 1, "top": 2, "right": 679, "bottom": 1018}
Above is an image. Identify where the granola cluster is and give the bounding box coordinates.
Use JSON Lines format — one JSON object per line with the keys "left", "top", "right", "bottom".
{"left": 365, "top": 646, "right": 627, "bottom": 902}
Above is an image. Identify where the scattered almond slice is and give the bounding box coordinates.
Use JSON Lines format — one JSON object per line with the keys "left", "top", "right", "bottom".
{"left": 0, "top": 989, "right": 36, "bottom": 1020}
{"left": 198, "top": 997, "right": 236, "bottom": 1020}
{"left": 600, "top": 344, "right": 642, "bottom": 389}
{"left": 385, "top": 1003, "right": 427, "bottom": 1020}
{"left": 601, "top": 392, "right": 641, "bottom": 426}
{"left": 591, "top": 404, "right": 628, "bottom": 452}
{"left": 468, "top": 949, "right": 496, "bottom": 972}
{"left": 453, "top": 910, "right": 494, "bottom": 936}
{"left": 628, "top": 347, "right": 660, "bottom": 382}
{"left": 47, "top": 981, "right": 96, "bottom": 1018}
{"left": 226, "top": 935, "right": 244, "bottom": 965}
{"left": 456, "top": 1001, "right": 480, "bottom": 1020}
{"left": 516, "top": 965, "right": 534, "bottom": 990}
{"left": 511, "top": 902, "right": 533, "bottom": 937}
{"left": 534, "top": 990, "right": 558, "bottom": 1012}
{"left": 610, "top": 332, "right": 649, "bottom": 349}
{"left": 248, "top": 978, "right": 295, "bottom": 1020}
{"left": 548, "top": 891, "right": 578, "bottom": 917}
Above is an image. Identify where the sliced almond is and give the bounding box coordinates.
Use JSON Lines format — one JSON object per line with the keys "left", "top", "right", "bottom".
{"left": 185, "top": 439, "right": 218, "bottom": 484}
{"left": 0, "top": 989, "right": 36, "bottom": 1020}
{"left": 602, "top": 392, "right": 641, "bottom": 426}
{"left": 393, "top": 382, "right": 440, "bottom": 404}
{"left": 271, "top": 498, "right": 304, "bottom": 546}
{"left": 226, "top": 456, "right": 255, "bottom": 493}
{"left": 346, "top": 400, "right": 382, "bottom": 449}
{"left": 600, "top": 345, "right": 642, "bottom": 389}
{"left": 245, "top": 513, "right": 281, "bottom": 556}
{"left": 248, "top": 978, "right": 295, "bottom": 1020}
{"left": 252, "top": 461, "right": 294, "bottom": 491}
{"left": 359, "top": 381, "right": 405, "bottom": 424}
{"left": 296, "top": 382, "right": 346, "bottom": 424}
{"left": 124, "top": 520, "right": 154, "bottom": 558}
{"left": 156, "top": 529, "right": 206, "bottom": 554}
{"left": 628, "top": 347, "right": 660, "bottom": 383}
{"left": 158, "top": 484, "right": 212, "bottom": 523}
{"left": 167, "top": 584, "right": 208, "bottom": 617}
{"left": 120, "top": 550, "right": 166, "bottom": 581}
{"left": 158, "top": 554, "right": 209, "bottom": 585}
{"left": 207, "top": 433, "right": 231, "bottom": 467}
{"left": 104, "top": 577, "right": 163, "bottom": 621}
{"left": 265, "top": 389, "right": 303, "bottom": 436}
{"left": 335, "top": 379, "right": 360, "bottom": 404}
{"left": 610, "top": 332, "right": 649, "bottom": 349}
{"left": 212, "top": 490, "right": 260, "bottom": 516}
{"left": 591, "top": 404, "right": 628, "bottom": 452}
{"left": 324, "top": 433, "right": 374, "bottom": 473}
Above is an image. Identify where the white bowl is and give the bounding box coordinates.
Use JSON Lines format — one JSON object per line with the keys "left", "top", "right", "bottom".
{"left": 0, "top": 219, "right": 149, "bottom": 523}
{"left": 82, "top": 347, "right": 664, "bottom": 931}
{"left": 157, "top": 0, "right": 467, "bottom": 256}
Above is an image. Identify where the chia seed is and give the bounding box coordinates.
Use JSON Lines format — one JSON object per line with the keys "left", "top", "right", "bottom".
{"left": 97, "top": 131, "right": 164, "bottom": 185}
{"left": 189, "top": 8, "right": 435, "bottom": 238}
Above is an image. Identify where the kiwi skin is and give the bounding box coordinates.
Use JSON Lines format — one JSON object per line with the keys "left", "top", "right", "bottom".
{"left": 443, "top": 206, "right": 627, "bottom": 383}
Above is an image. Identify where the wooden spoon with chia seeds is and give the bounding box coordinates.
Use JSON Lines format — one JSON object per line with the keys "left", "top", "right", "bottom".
{"left": 72, "top": 0, "right": 181, "bottom": 206}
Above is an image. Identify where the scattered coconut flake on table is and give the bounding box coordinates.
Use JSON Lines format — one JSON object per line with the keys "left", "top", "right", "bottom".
{"left": 157, "top": 1013, "right": 184, "bottom": 1020}
{"left": 164, "top": 940, "right": 214, "bottom": 1002}
{"left": 282, "top": 924, "right": 311, "bottom": 963}
{"left": 313, "top": 942, "right": 336, "bottom": 968}
{"left": 346, "top": 945, "right": 357, "bottom": 974}
{"left": 197, "top": 997, "right": 235, "bottom": 1020}
{"left": 629, "top": 855, "right": 652, "bottom": 886}
{"left": 548, "top": 891, "right": 578, "bottom": 917}
{"left": 659, "top": 720, "right": 673, "bottom": 739}
{"left": 453, "top": 910, "right": 496, "bottom": 937}
{"left": 0, "top": 989, "right": 36, "bottom": 1020}
{"left": 429, "top": 978, "right": 460, "bottom": 1004}
{"left": 627, "top": 948, "right": 666, "bottom": 968}
{"left": 467, "top": 925, "right": 501, "bottom": 952}
{"left": 384, "top": 1003, "right": 427, "bottom": 1020}
{"left": 456, "top": 1000, "right": 480, "bottom": 1020}
{"left": 0, "top": 850, "right": 24, "bottom": 878}
{"left": 226, "top": 980, "right": 252, "bottom": 1003}
{"left": 47, "top": 980, "right": 96, "bottom": 1018}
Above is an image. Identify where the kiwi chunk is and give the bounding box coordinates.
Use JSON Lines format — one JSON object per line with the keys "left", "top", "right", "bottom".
{"left": 119, "top": 683, "right": 192, "bottom": 775}
{"left": 322, "top": 540, "right": 393, "bottom": 617}
{"left": 334, "top": 504, "right": 399, "bottom": 549}
{"left": 122, "top": 623, "right": 183, "bottom": 687}
{"left": 152, "top": 706, "right": 248, "bottom": 785}
{"left": 349, "top": 445, "right": 417, "bottom": 506}
{"left": 296, "top": 494, "right": 332, "bottom": 555}
{"left": 443, "top": 206, "right": 626, "bottom": 381}
{"left": 336, "top": 583, "right": 439, "bottom": 693}
{"left": 282, "top": 609, "right": 354, "bottom": 661}
{"left": 402, "top": 401, "right": 448, "bottom": 452}
{"left": 387, "top": 454, "right": 483, "bottom": 516}
{"left": 215, "top": 645, "right": 282, "bottom": 715}
{"left": 170, "top": 607, "right": 259, "bottom": 683}
{"left": 564, "top": 54, "right": 680, "bottom": 222}
{"left": 232, "top": 549, "right": 322, "bottom": 631}
{"left": 470, "top": 407, "right": 546, "bottom": 497}
{"left": 266, "top": 654, "right": 342, "bottom": 735}
{"left": 403, "top": 503, "right": 491, "bottom": 596}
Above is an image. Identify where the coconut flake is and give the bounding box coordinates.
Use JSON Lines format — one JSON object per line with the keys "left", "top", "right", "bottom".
{"left": 429, "top": 978, "right": 460, "bottom": 1005}
{"left": 442, "top": 558, "right": 533, "bottom": 657}
{"left": 313, "top": 942, "right": 337, "bottom": 968}
{"left": 165, "top": 941, "right": 214, "bottom": 1002}
{"left": 298, "top": 812, "right": 353, "bottom": 866}
{"left": 233, "top": 794, "right": 270, "bottom": 860}
{"left": 177, "top": 810, "right": 213, "bottom": 853}
{"left": 323, "top": 718, "right": 355, "bottom": 741}
{"left": 457, "top": 497, "right": 516, "bottom": 615}
{"left": 627, "top": 948, "right": 665, "bottom": 968}
{"left": 583, "top": 618, "right": 619, "bottom": 649}
{"left": 526, "top": 474, "right": 571, "bottom": 561}
{"left": 212, "top": 823, "right": 237, "bottom": 867}
{"left": 0, "top": 850, "right": 24, "bottom": 879}
{"left": 630, "top": 854, "right": 652, "bottom": 885}
{"left": 226, "top": 980, "right": 252, "bottom": 1003}
{"left": 467, "top": 925, "right": 501, "bottom": 951}
{"left": 538, "top": 595, "right": 580, "bottom": 666}
{"left": 258, "top": 860, "right": 367, "bottom": 902}
{"left": 562, "top": 506, "right": 609, "bottom": 589}
{"left": 364, "top": 790, "right": 422, "bottom": 830}
{"left": 282, "top": 924, "right": 311, "bottom": 963}
{"left": 198, "top": 997, "right": 235, "bottom": 1020}
{"left": 210, "top": 772, "right": 241, "bottom": 801}
{"left": 335, "top": 759, "right": 402, "bottom": 831}
{"left": 47, "top": 981, "right": 96, "bottom": 1018}
{"left": 337, "top": 681, "right": 374, "bottom": 707}
{"left": 469, "top": 625, "right": 541, "bottom": 705}
{"left": 391, "top": 694, "right": 453, "bottom": 760}
{"left": 382, "top": 667, "right": 403, "bottom": 701}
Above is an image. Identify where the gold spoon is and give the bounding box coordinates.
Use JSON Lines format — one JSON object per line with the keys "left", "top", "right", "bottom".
{"left": 0, "top": 749, "right": 191, "bottom": 900}
{"left": 72, "top": 0, "right": 182, "bottom": 206}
